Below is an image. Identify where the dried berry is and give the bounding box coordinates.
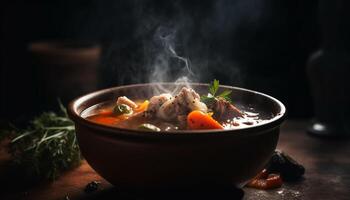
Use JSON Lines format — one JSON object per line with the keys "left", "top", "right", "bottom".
{"left": 267, "top": 150, "right": 305, "bottom": 181}
{"left": 84, "top": 181, "right": 101, "bottom": 193}
{"left": 64, "top": 194, "right": 70, "bottom": 200}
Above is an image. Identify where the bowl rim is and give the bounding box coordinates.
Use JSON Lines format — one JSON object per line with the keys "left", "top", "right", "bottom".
{"left": 68, "top": 83, "right": 286, "bottom": 138}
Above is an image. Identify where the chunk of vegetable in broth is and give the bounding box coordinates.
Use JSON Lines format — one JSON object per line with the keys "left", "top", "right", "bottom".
{"left": 138, "top": 123, "right": 161, "bottom": 132}
{"left": 84, "top": 80, "right": 272, "bottom": 131}
{"left": 187, "top": 110, "right": 224, "bottom": 130}
{"left": 134, "top": 100, "right": 149, "bottom": 113}
{"left": 113, "top": 104, "right": 133, "bottom": 115}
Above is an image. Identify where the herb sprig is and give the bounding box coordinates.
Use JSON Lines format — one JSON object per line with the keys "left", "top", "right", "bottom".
{"left": 201, "top": 79, "right": 232, "bottom": 105}
{"left": 0, "top": 102, "right": 81, "bottom": 181}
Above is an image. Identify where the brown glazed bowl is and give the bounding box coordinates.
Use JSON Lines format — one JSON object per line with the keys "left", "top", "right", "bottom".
{"left": 68, "top": 83, "right": 286, "bottom": 191}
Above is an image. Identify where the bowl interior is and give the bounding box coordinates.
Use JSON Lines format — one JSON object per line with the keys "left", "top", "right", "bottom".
{"left": 69, "top": 83, "right": 286, "bottom": 136}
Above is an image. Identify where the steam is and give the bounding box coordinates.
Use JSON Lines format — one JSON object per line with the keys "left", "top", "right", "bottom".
{"left": 148, "top": 27, "right": 196, "bottom": 94}
{"left": 99, "top": 0, "right": 267, "bottom": 90}
{"left": 162, "top": 36, "right": 194, "bottom": 76}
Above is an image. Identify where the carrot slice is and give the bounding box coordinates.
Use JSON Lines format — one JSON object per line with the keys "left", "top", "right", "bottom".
{"left": 246, "top": 170, "right": 283, "bottom": 190}
{"left": 253, "top": 169, "right": 269, "bottom": 179}
{"left": 187, "top": 110, "right": 224, "bottom": 130}
{"left": 134, "top": 100, "right": 149, "bottom": 113}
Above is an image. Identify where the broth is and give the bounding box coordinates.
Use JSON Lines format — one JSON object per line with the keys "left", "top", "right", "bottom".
{"left": 83, "top": 100, "right": 274, "bottom": 132}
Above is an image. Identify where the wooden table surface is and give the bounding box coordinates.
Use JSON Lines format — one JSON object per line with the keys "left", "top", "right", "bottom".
{"left": 1, "top": 120, "right": 349, "bottom": 200}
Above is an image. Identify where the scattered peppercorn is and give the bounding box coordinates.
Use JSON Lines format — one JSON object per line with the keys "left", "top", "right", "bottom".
{"left": 84, "top": 181, "right": 101, "bottom": 193}
{"left": 64, "top": 194, "right": 70, "bottom": 200}
{"left": 267, "top": 150, "right": 305, "bottom": 181}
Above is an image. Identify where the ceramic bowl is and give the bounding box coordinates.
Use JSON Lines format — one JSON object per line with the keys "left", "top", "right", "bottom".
{"left": 68, "top": 83, "right": 286, "bottom": 191}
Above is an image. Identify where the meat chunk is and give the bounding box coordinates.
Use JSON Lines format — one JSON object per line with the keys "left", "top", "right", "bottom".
{"left": 145, "top": 87, "right": 208, "bottom": 121}
{"left": 210, "top": 99, "right": 243, "bottom": 121}
{"left": 117, "top": 96, "right": 137, "bottom": 109}
{"left": 158, "top": 87, "right": 207, "bottom": 120}
{"left": 145, "top": 93, "right": 172, "bottom": 117}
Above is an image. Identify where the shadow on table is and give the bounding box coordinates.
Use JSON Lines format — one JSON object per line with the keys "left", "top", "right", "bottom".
{"left": 79, "top": 186, "right": 245, "bottom": 200}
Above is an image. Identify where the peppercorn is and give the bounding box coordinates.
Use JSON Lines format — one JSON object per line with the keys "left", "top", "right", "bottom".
{"left": 64, "top": 194, "right": 70, "bottom": 200}
{"left": 267, "top": 150, "right": 305, "bottom": 181}
{"left": 84, "top": 181, "right": 101, "bottom": 193}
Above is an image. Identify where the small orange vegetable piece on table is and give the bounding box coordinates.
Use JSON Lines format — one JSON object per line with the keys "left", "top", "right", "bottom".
{"left": 246, "top": 169, "right": 283, "bottom": 190}
{"left": 187, "top": 110, "right": 224, "bottom": 130}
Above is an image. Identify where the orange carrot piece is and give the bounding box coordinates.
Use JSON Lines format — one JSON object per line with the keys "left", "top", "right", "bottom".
{"left": 253, "top": 169, "right": 269, "bottom": 179}
{"left": 266, "top": 174, "right": 283, "bottom": 188}
{"left": 246, "top": 170, "right": 283, "bottom": 190}
{"left": 187, "top": 110, "right": 224, "bottom": 130}
{"left": 134, "top": 100, "right": 149, "bottom": 113}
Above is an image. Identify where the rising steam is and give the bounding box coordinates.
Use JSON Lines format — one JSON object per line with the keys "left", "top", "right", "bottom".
{"left": 101, "top": 0, "right": 252, "bottom": 91}
{"left": 148, "top": 27, "right": 196, "bottom": 94}
{"left": 160, "top": 33, "right": 194, "bottom": 76}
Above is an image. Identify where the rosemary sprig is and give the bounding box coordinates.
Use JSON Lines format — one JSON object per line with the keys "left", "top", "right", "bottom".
{"left": 201, "top": 79, "right": 232, "bottom": 105}
{"left": 0, "top": 102, "right": 81, "bottom": 181}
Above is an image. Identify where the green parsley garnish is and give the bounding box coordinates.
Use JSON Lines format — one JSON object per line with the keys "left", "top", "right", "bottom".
{"left": 201, "top": 79, "right": 232, "bottom": 105}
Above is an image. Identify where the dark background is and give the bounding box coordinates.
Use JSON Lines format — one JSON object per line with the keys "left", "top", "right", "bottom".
{"left": 1, "top": 0, "right": 322, "bottom": 122}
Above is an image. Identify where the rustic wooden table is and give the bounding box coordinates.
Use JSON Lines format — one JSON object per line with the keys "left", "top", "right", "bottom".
{"left": 1, "top": 120, "right": 349, "bottom": 200}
